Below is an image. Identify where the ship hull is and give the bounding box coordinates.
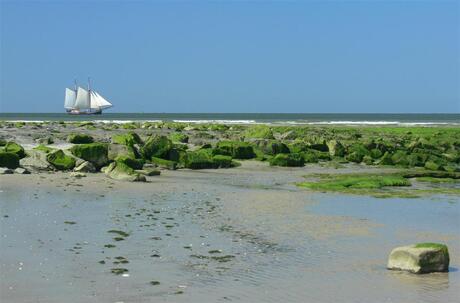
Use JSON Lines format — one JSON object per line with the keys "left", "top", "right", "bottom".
{"left": 67, "top": 109, "right": 102, "bottom": 115}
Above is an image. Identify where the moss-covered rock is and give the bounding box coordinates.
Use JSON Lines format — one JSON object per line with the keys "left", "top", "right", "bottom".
{"left": 67, "top": 133, "right": 94, "bottom": 144}
{"left": 0, "top": 152, "right": 20, "bottom": 169}
{"left": 391, "top": 150, "right": 409, "bottom": 167}
{"left": 212, "top": 155, "right": 234, "bottom": 168}
{"left": 183, "top": 149, "right": 215, "bottom": 169}
{"left": 46, "top": 150, "right": 76, "bottom": 170}
{"left": 425, "top": 161, "right": 440, "bottom": 171}
{"left": 115, "top": 155, "right": 145, "bottom": 170}
{"left": 70, "top": 143, "right": 109, "bottom": 169}
{"left": 112, "top": 132, "right": 142, "bottom": 146}
{"left": 214, "top": 141, "right": 255, "bottom": 159}
{"left": 345, "top": 144, "right": 369, "bottom": 163}
{"left": 377, "top": 152, "right": 393, "bottom": 166}
{"left": 4, "top": 142, "right": 26, "bottom": 159}
{"left": 269, "top": 153, "right": 305, "bottom": 167}
{"left": 141, "top": 135, "right": 173, "bottom": 159}
{"left": 257, "top": 140, "right": 290, "bottom": 155}
{"left": 244, "top": 125, "right": 274, "bottom": 139}
{"left": 108, "top": 143, "right": 137, "bottom": 160}
{"left": 168, "top": 132, "right": 189, "bottom": 143}
{"left": 387, "top": 243, "right": 449, "bottom": 274}
{"left": 151, "top": 157, "right": 177, "bottom": 170}
{"left": 105, "top": 161, "right": 146, "bottom": 182}
{"left": 302, "top": 151, "right": 319, "bottom": 163}
{"left": 327, "top": 140, "right": 345, "bottom": 157}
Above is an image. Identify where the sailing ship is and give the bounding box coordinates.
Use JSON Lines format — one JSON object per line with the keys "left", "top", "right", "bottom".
{"left": 64, "top": 79, "right": 113, "bottom": 115}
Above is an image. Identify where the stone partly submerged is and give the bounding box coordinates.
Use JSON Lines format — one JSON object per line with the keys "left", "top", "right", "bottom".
{"left": 387, "top": 243, "right": 450, "bottom": 274}
{"left": 104, "top": 161, "right": 146, "bottom": 182}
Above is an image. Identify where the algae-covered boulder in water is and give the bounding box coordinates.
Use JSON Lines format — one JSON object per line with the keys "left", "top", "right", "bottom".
{"left": 387, "top": 243, "right": 449, "bottom": 274}
{"left": 269, "top": 153, "right": 305, "bottom": 167}
{"left": 4, "top": 142, "right": 26, "bottom": 159}
{"left": 0, "top": 152, "right": 20, "bottom": 169}
{"left": 70, "top": 143, "right": 109, "bottom": 169}
{"left": 46, "top": 150, "right": 76, "bottom": 170}
{"left": 105, "top": 161, "right": 146, "bottom": 182}
{"left": 141, "top": 135, "right": 173, "bottom": 159}
{"left": 67, "top": 133, "right": 94, "bottom": 144}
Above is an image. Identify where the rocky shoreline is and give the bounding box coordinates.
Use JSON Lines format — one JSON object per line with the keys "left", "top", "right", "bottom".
{"left": 1, "top": 121, "right": 459, "bottom": 198}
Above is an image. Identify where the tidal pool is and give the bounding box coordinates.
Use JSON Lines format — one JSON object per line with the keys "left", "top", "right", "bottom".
{"left": 1, "top": 165, "right": 459, "bottom": 303}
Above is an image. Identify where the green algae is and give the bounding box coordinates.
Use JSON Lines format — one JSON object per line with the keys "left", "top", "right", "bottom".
{"left": 298, "top": 171, "right": 460, "bottom": 198}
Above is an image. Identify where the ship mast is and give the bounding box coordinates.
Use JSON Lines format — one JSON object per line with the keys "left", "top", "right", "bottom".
{"left": 88, "top": 77, "right": 91, "bottom": 112}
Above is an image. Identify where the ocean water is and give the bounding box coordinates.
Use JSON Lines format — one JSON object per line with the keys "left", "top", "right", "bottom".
{"left": 0, "top": 113, "right": 459, "bottom": 125}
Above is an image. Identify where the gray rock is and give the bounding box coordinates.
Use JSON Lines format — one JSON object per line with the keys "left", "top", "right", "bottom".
{"left": 105, "top": 162, "right": 146, "bottom": 182}
{"left": 387, "top": 243, "right": 449, "bottom": 274}
{"left": 108, "top": 144, "right": 131, "bottom": 161}
{"left": 19, "top": 150, "right": 53, "bottom": 172}
{"left": 74, "top": 161, "right": 96, "bottom": 173}
{"left": 14, "top": 167, "right": 30, "bottom": 174}
{"left": 0, "top": 167, "right": 14, "bottom": 174}
{"left": 75, "top": 158, "right": 86, "bottom": 167}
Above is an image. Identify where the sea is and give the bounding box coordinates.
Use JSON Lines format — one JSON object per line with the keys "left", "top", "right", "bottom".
{"left": 0, "top": 113, "right": 458, "bottom": 126}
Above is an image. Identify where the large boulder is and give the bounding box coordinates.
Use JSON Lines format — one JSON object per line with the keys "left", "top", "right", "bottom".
{"left": 387, "top": 243, "right": 449, "bottom": 274}
{"left": 108, "top": 143, "right": 138, "bottom": 160}
{"left": 70, "top": 143, "right": 109, "bottom": 169}
{"left": 20, "top": 150, "right": 53, "bottom": 171}
{"left": 255, "top": 140, "right": 290, "bottom": 155}
{"left": 104, "top": 161, "right": 146, "bottom": 182}
{"left": 67, "top": 133, "right": 94, "bottom": 144}
{"left": 112, "top": 132, "right": 142, "bottom": 146}
{"left": 214, "top": 141, "right": 255, "bottom": 159}
{"left": 141, "top": 135, "right": 173, "bottom": 159}
{"left": 115, "top": 155, "right": 144, "bottom": 170}
{"left": 269, "top": 153, "right": 305, "bottom": 167}
{"left": 0, "top": 152, "right": 20, "bottom": 169}
{"left": 183, "top": 149, "right": 215, "bottom": 169}
{"left": 46, "top": 150, "right": 76, "bottom": 170}
{"left": 3, "top": 142, "right": 26, "bottom": 159}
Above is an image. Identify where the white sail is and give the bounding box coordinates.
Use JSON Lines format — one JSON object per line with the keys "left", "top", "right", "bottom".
{"left": 74, "top": 87, "right": 90, "bottom": 109}
{"left": 93, "top": 91, "right": 113, "bottom": 109}
{"left": 64, "top": 88, "right": 76, "bottom": 109}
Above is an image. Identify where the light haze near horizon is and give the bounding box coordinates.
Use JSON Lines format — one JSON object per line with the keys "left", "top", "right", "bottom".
{"left": 1, "top": 1, "right": 459, "bottom": 113}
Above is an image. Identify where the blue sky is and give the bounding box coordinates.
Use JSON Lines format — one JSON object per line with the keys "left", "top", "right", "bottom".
{"left": 1, "top": 0, "right": 459, "bottom": 113}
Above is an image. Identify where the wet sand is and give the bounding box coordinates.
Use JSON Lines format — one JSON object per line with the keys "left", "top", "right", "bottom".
{"left": 1, "top": 161, "right": 459, "bottom": 302}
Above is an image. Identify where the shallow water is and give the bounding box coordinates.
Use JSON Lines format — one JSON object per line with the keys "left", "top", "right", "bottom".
{"left": 0, "top": 167, "right": 459, "bottom": 302}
